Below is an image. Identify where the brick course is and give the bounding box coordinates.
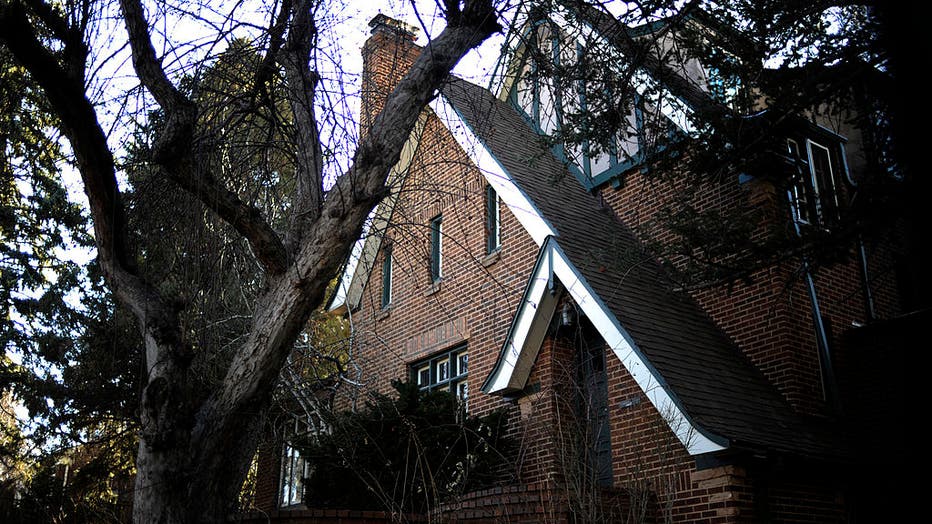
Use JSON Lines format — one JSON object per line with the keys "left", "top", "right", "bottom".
{"left": 252, "top": 15, "right": 907, "bottom": 524}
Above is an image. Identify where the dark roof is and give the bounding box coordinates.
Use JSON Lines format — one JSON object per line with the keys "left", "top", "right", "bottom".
{"left": 440, "top": 77, "right": 845, "bottom": 461}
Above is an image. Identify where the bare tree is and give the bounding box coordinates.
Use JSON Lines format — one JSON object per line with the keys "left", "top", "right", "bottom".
{"left": 0, "top": 0, "right": 501, "bottom": 521}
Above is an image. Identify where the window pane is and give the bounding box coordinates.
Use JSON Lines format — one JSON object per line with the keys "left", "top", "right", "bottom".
{"left": 457, "top": 381, "right": 469, "bottom": 410}
{"left": 617, "top": 104, "right": 640, "bottom": 162}
{"left": 458, "top": 353, "right": 468, "bottom": 376}
{"left": 539, "top": 75, "right": 558, "bottom": 135}
{"left": 437, "top": 360, "right": 450, "bottom": 382}
{"left": 381, "top": 249, "right": 392, "bottom": 308}
{"left": 787, "top": 139, "right": 812, "bottom": 224}
{"left": 809, "top": 141, "right": 838, "bottom": 221}
{"left": 430, "top": 215, "right": 442, "bottom": 281}
{"left": 486, "top": 186, "right": 499, "bottom": 253}
{"left": 515, "top": 60, "right": 537, "bottom": 121}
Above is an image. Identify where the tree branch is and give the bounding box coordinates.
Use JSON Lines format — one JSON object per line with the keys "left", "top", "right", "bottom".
{"left": 162, "top": 162, "right": 289, "bottom": 274}
{"left": 118, "top": 0, "right": 288, "bottom": 274}
{"left": 282, "top": 0, "right": 325, "bottom": 245}
{"left": 326, "top": 0, "right": 501, "bottom": 215}
{"left": 118, "top": 0, "right": 191, "bottom": 113}
{"left": 197, "top": 0, "right": 501, "bottom": 459}
{"left": 0, "top": 0, "right": 182, "bottom": 356}
{"left": 568, "top": 0, "right": 735, "bottom": 125}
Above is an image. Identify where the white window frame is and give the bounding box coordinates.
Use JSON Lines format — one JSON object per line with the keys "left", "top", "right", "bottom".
{"left": 279, "top": 418, "right": 311, "bottom": 508}
{"left": 413, "top": 347, "right": 469, "bottom": 409}
{"left": 787, "top": 137, "right": 843, "bottom": 227}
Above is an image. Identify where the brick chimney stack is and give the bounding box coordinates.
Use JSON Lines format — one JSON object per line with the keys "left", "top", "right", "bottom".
{"left": 368, "top": 14, "right": 419, "bottom": 41}
{"left": 361, "top": 15, "right": 422, "bottom": 135}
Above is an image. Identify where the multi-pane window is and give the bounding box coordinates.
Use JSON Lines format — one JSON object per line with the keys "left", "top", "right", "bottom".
{"left": 381, "top": 247, "right": 392, "bottom": 309}
{"left": 512, "top": 22, "right": 647, "bottom": 185}
{"left": 413, "top": 347, "right": 469, "bottom": 408}
{"left": 279, "top": 418, "right": 310, "bottom": 507}
{"left": 786, "top": 138, "right": 843, "bottom": 226}
{"left": 430, "top": 215, "right": 442, "bottom": 282}
{"left": 485, "top": 185, "right": 500, "bottom": 254}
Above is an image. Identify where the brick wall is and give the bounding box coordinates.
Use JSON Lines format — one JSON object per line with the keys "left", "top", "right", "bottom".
{"left": 600, "top": 163, "right": 904, "bottom": 416}
{"left": 277, "top": 14, "right": 888, "bottom": 523}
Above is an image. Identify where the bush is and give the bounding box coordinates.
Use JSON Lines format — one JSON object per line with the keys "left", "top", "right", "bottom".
{"left": 296, "top": 380, "right": 509, "bottom": 513}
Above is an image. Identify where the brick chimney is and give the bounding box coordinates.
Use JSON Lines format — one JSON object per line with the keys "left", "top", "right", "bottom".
{"left": 361, "top": 15, "right": 422, "bottom": 135}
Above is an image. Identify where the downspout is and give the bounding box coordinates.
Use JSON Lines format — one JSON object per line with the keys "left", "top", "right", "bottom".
{"left": 787, "top": 191, "right": 842, "bottom": 413}
{"left": 858, "top": 233, "right": 877, "bottom": 322}
{"left": 842, "top": 147, "right": 876, "bottom": 323}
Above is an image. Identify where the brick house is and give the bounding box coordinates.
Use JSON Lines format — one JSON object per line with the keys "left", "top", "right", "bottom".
{"left": 251, "top": 5, "right": 912, "bottom": 523}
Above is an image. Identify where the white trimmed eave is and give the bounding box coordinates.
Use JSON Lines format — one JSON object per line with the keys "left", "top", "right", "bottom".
{"left": 485, "top": 239, "right": 728, "bottom": 456}
{"left": 329, "top": 112, "right": 429, "bottom": 313}
{"left": 429, "top": 94, "right": 557, "bottom": 247}
{"left": 431, "top": 91, "right": 726, "bottom": 456}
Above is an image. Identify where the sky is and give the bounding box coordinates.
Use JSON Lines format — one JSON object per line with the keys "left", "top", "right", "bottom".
{"left": 6, "top": 0, "right": 515, "bottom": 424}
{"left": 8, "top": 0, "right": 634, "bottom": 424}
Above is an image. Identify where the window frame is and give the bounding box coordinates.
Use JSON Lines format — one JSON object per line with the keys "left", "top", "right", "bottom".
{"left": 412, "top": 346, "right": 469, "bottom": 409}
{"left": 279, "top": 417, "right": 311, "bottom": 508}
{"left": 786, "top": 137, "right": 844, "bottom": 227}
{"left": 485, "top": 185, "right": 500, "bottom": 254}
{"left": 381, "top": 246, "right": 392, "bottom": 309}
{"left": 430, "top": 214, "right": 443, "bottom": 282}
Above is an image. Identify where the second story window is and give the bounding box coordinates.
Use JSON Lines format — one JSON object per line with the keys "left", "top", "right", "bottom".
{"left": 381, "top": 247, "right": 392, "bottom": 309}
{"left": 485, "top": 185, "right": 500, "bottom": 254}
{"left": 786, "top": 138, "right": 844, "bottom": 227}
{"left": 430, "top": 214, "right": 442, "bottom": 282}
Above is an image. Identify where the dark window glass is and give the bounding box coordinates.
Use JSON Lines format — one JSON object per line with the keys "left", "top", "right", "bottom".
{"left": 430, "top": 215, "right": 442, "bottom": 281}
{"left": 381, "top": 248, "right": 392, "bottom": 308}
{"left": 486, "top": 186, "right": 500, "bottom": 254}
{"left": 412, "top": 347, "right": 469, "bottom": 410}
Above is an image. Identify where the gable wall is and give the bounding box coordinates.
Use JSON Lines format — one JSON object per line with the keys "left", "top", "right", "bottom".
{"left": 598, "top": 164, "right": 902, "bottom": 416}
{"left": 302, "top": 16, "right": 865, "bottom": 522}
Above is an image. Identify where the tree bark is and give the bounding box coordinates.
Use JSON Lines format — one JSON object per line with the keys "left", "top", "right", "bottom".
{"left": 4, "top": 0, "right": 499, "bottom": 520}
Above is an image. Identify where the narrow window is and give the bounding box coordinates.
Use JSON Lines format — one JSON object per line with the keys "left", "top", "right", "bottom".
{"left": 787, "top": 139, "right": 813, "bottom": 224}
{"left": 417, "top": 365, "right": 430, "bottom": 387}
{"left": 807, "top": 140, "right": 840, "bottom": 223}
{"left": 381, "top": 247, "right": 392, "bottom": 309}
{"left": 430, "top": 215, "right": 442, "bottom": 282}
{"left": 485, "top": 185, "right": 500, "bottom": 254}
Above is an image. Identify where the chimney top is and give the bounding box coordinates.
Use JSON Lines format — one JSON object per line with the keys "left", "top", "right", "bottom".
{"left": 369, "top": 14, "right": 419, "bottom": 41}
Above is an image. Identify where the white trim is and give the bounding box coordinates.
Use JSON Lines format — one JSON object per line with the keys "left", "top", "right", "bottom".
{"left": 486, "top": 240, "right": 728, "bottom": 456}
{"left": 483, "top": 247, "right": 559, "bottom": 393}
{"left": 492, "top": 6, "right": 696, "bottom": 135}
{"left": 429, "top": 94, "right": 557, "bottom": 247}
{"left": 329, "top": 113, "right": 429, "bottom": 312}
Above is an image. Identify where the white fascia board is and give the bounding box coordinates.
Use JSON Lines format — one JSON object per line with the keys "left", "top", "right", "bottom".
{"left": 329, "top": 225, "right": 368, "bottom": 312}
{"left": 487, "top": 238, "right": 728, "bottom": 455}
{"left": 328, "top": 113, "right": 428, "bottom": 312}
{"left": 429, "top": 94, "right": 557, "bottom": 247}
{"left": 484, "top": 246, "right": 557, "bottom": 393}
{"left": 548, "top": 241, "right": 727, "bottom": 455}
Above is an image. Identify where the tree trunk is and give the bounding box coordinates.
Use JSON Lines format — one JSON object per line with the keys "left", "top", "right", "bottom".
{"left": 2, "top": 0, "right": 501, "bottom": 521}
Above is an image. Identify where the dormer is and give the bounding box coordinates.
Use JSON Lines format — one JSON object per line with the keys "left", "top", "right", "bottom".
{"left": 491, "top": 4, "right": 745, "bottom": 190}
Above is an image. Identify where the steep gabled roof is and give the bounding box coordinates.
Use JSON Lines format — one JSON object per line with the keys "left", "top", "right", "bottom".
{"left": 438, "top": 76, "right": 844, "bottom": 461}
